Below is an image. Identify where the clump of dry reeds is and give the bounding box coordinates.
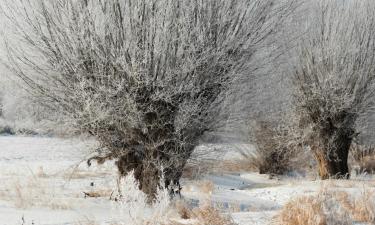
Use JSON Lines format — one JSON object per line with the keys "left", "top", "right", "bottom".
{"left": 277, "top": 186, "right": 375, "bottom": 225}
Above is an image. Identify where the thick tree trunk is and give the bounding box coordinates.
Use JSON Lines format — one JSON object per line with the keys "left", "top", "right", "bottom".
{"left": 115, "top": 142, "right": 189, "bottom": 202}
{"left": 116, "top": 155, "right": 163, "bottom": 202}
{"left": 114, "top": 97, "right": 199, "bottom": 201}
{"left": 312, "top": 126, "right": 352, "bottom": 179}
{"left": 138, "top": 162, "right": 161, "bottom": 201}
{"left": 314, "top": 149, "right": 350, "bottom": 179}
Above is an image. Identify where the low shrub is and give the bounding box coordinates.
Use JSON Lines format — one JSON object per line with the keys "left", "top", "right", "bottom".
{"left": 0, "top": 124, "right": 15, "bottom": 135}
{"left": 350, "top": 143, "right": 375, "bottom": 174}
{"left": 242, "top": 121, "right": 308, "bottom": 175}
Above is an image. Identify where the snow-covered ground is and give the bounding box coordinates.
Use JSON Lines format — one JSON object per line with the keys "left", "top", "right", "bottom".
{"left": 0, "top": 136, "right": 374, "bottom": 225}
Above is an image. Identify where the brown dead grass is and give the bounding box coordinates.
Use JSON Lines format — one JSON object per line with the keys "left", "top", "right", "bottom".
{"left": 220, "top": 159, "right": 256, "bottom": 173}
{"left": 278, "top": 196, "right": 328, "bottom": 225}
{"left": 277, "top": 187, "right": 375, "bottom": 225}
{"left": 175, "top": 200, "right": 194, "bottom": 220}
{"left": 0, "top": 177, "right": 71, "bottom": 210}
{"left": 334, "top": 190, "right": 375, "bottom": 223}
{"left": 83, "top": 189, "right": 113, "bottom": 198}
{"left": 192, "top": 205, "right": 236, "bottom": 225}
{"left": 174, "top": 200, "right": 236, "bottom": 225}
{"left": 327, "top": 179, "right": 356, "bottom": 188}
{"left": 350, "top": 143, "right": 375, "bottom": 174}
{"left": 197, "top": 180, "right": 215, "bottom": 195}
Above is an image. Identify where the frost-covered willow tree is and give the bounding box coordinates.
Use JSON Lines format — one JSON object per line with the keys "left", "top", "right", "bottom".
{"left": 2, "top": 0, "right": 294, "bottom": 199}
{"left": 293, "top": 0, "right": 375, "bottom": 179}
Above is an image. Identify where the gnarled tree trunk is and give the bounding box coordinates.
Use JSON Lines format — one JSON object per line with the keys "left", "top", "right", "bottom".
{"left": 115, "top": 143, "right": 187, "bottom": 202}
{"left": 314, "top": 146, "right": 350, "bottom": 179}
{"left": 312, "top": 121, "right": 354, "bottom": 179}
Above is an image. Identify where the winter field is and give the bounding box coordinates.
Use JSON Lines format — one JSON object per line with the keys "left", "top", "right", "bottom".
{"left": 1, "top": 136, "right": 375, "bottom": 225}
{"left": 4, "top": 0, "right": 375, "bottom": 224}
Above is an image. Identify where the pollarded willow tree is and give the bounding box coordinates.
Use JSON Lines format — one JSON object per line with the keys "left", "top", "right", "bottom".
{"left": 2, "top": 0, "right": 295, "bottom": 199}
{"left": 293, "top": 0, "right": 375, "bottom": 179}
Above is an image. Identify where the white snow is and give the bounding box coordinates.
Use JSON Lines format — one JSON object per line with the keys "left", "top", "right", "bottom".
{"left": 0, "top": 136, "right": 374, "bottom": 225}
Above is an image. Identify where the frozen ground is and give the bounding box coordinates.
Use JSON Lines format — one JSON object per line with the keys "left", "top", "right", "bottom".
{"left": 0, "top": 136, "right": 374, "bottom": 225}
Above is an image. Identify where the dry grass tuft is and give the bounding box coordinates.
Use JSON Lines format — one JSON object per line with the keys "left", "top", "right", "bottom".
{"left": 350, "top": 143, "right": 375, "bottom": 174}
{"left": 278, "top": 196, "right": 328, "bottom": 225}
{"left": 83, "top": 189, "right": 113, "bottom": 198}
{"left": 277, "top": 186, "right": 375, "bottom": 225}
{"left": 334, "top": 190, "right": 375, "bottom": 223}
{"left": 196, "top": 180, "right": 215, "bottom": 195}
{"left": 192, "top": 204, "right": 236, "bottom": 225}
{"left": 174, "top": 200, "right": 194, "bottom": 220}
{"left": 0, "top": 177, "right": 71, "bottom": 210}
{"left": 173, "top": 200, "right": 236, "bottom": 225}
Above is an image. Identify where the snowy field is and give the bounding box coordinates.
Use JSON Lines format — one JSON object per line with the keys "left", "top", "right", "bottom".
{"left": 0, "top": 136, "right": 375, "bottom": 225}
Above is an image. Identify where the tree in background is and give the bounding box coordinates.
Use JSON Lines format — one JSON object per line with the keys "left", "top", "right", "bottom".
{"left": 293, "top": 0, "right": 375, "bottom": 179}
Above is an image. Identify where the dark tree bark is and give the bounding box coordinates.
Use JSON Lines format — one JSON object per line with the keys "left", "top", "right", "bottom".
{"left": 310, "top": 115, "right": 355, "bottom": 179}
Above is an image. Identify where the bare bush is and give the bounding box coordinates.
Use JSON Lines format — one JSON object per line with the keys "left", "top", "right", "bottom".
{"left": 350, "top": 143, "right": 375, "bottom": 174}
{"left": 2, "top": 0, "right": 295, "bottom": 199}
{"left": 242, "top": 120, "right": 306, "bottom": 175}
{"left": 292, "top": 0, "right": 375, "bottom": 179}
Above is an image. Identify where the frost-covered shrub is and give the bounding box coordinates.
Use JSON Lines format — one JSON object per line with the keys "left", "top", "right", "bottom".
{"left": 114, "top": 172, "right": 237, "bottom": 225}
{"left": 114, "top": 171, "right": 171, "bottom": 225}
{"left": 243, "top": 120, "right": 307, "bottom": 175}
{"left": 350, "top": 143, "right": 375, "bottom": 174}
